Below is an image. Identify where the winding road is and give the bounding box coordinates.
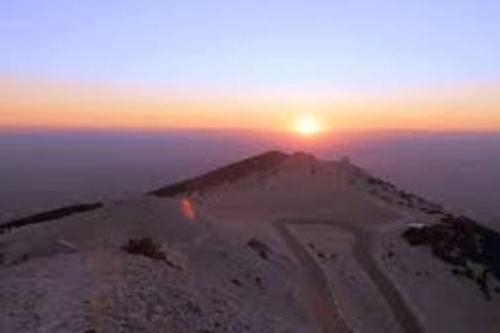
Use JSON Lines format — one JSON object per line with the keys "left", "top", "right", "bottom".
{"left": 274, "top": 221, "right": 351, "bottom": 333}
{"left": 273, "top": 219, "right": 423, "bottom": 333}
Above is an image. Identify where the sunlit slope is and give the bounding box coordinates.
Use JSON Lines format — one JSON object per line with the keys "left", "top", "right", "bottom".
{"left": 0, "top": 151, "right": 499, "bottom": 332}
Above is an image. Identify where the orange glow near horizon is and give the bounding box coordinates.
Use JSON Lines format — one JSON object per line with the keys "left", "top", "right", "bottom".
{"left": 2, "top": 77, "right": 500, "bottom": 132}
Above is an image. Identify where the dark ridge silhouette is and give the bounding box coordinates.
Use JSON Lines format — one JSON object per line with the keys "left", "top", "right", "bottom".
{"left": 0, "top": 203, "right": 103, "bottom": 233}
{"left": 362, "top": 172, "right": 444, "bottom": 212}
{"left": 150, "top": 150, "right": 289, "bottom": 197}
{"left": 403, "top": 215, "right": 500, "bottom": 300}
{"left": 291, "top": 151, "right": 317, "bottom": 161}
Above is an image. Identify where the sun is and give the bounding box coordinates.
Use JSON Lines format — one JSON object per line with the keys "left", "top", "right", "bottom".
{"left": 293, "top": 114, "right": 322, "bottom": 136}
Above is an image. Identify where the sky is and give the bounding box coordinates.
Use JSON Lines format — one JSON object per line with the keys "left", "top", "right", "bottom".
{"left": 1, "top": 0, "right": 500, "bottom": 131}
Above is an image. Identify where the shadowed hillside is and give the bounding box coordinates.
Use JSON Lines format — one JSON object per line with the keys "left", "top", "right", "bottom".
{"left": 0, "top": 203, "right": 102, "bottom": 233}
{"left": 150, "top": 150, "right": 289, "bottom": 197}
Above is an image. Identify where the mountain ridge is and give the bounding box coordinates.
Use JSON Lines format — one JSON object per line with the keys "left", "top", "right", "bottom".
{"left": 1, "top": 150, "right": 499, "bottom": 332}
{"left": 149, "top": 150, "right": 289, "bottom": 197}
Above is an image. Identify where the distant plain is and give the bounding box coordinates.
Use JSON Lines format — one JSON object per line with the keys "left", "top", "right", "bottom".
{"left": 1, "top": 129, "right": 499, "bottom": 225}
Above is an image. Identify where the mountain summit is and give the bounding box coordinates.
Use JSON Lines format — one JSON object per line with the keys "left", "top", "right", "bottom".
{"left": 0, "top": 151, "right": 499, "bottom": 332}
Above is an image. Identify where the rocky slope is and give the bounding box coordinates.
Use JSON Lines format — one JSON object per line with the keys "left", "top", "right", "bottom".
{"left": 0, "top": 151, "right": 499, "bottom": 333}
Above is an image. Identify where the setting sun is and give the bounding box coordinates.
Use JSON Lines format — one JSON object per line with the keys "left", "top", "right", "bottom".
{"left": 294, "top": 115, "right": 323, "bottom": 136}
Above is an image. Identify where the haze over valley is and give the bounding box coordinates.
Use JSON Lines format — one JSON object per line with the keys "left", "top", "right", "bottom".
{"left": 2, "top": 130, "right": 499, "bottom": 226}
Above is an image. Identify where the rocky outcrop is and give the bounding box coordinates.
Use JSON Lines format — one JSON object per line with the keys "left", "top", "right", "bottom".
{"left": 403, "top": 215, "right": 500, "bottom": 300}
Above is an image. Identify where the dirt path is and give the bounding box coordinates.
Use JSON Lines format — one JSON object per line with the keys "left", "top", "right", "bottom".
{"left": 276, "top": 219, "right": 423, "bottom": 333}
{"left": 349, "top": 227, "right": 422, "bottom": 333}
{"left": 273, "top": 221, "right": 351, "bottom": 333}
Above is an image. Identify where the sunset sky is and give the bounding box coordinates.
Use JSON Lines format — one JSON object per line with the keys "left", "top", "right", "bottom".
{"left": 1, "top": 1, "right": 500, "bottom": 131}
